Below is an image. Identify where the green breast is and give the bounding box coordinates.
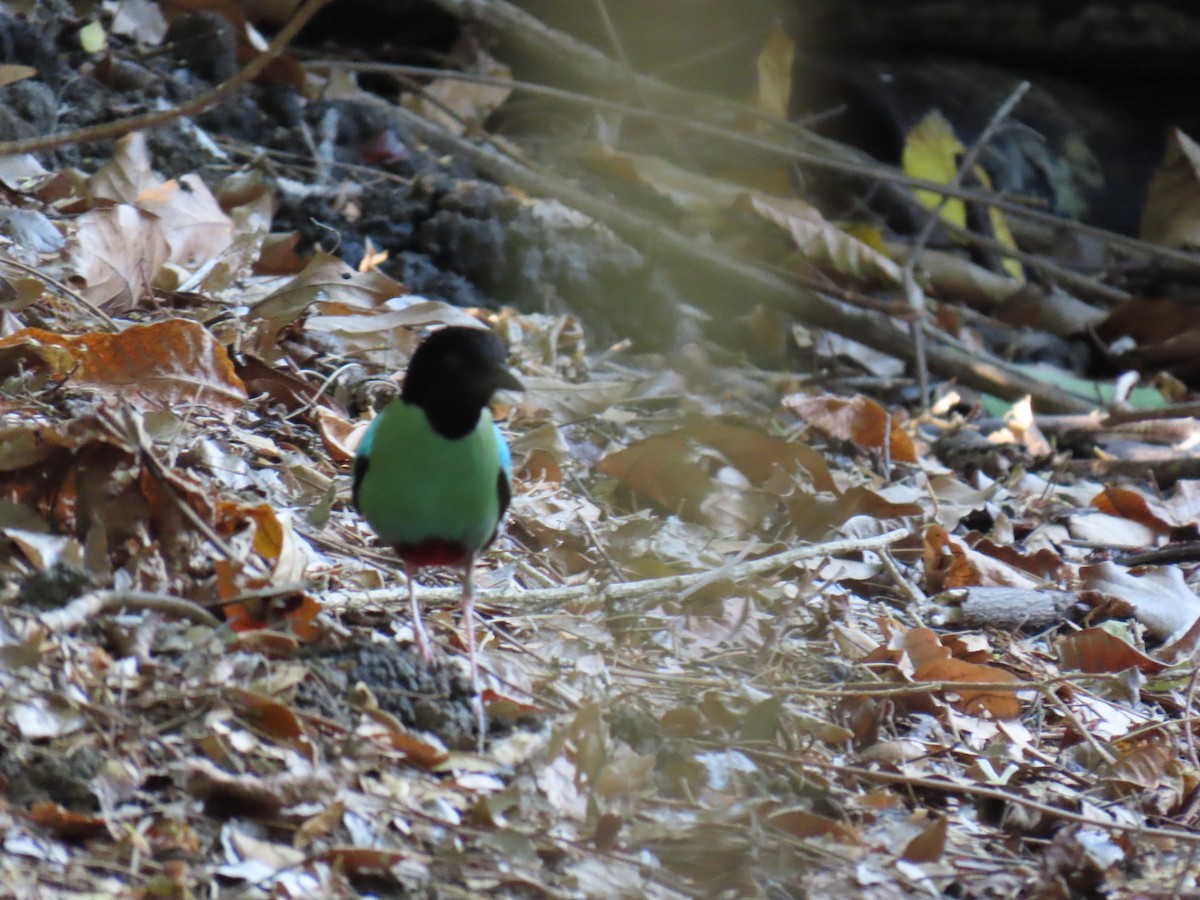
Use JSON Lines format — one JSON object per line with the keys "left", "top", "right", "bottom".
{"left": 354, "top": 400, "right": 503, "bottom": 552}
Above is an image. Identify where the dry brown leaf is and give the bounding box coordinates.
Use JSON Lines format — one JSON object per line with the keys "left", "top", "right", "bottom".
{"left": 0, "top": 320, "right": 247, "bottom": 416}
{"left": 598, "top": 423, "right": 833, "bottom": 535}
{"left": 1140, "top": 128, "right": 1200, "bottom": 249}
{"left": 27, "top": 802, "right": 107, "bottom": 840}
{"left": 91, "top": 133, "right": 236, "bottom": 270}
{"left": 968, "top": 538, "right": 1063, "bottom": 580}
{"left": 1103, "top": 734, "right": 1174, "bottom": 795}
{"left": 138, "top": 174, "right": 235, "bottom": 269}
{"left": 314, "top": 847, "right": 410, "bottom": 876}
{"left": 871, "top": 625, "right": 1022, "bottom": 718}
{"left": 1058, "top": 627, "right": 1166, "bottom": 675}
{"left": 684, "top": 422, "right": 836, "bottom": 489}
{"left": 520, "top": 376, "right": 635, "bottom": 421}
{"left": 235, "top": 354, "right": 326, "bottom": 413}
{"left": 70, "top": 204, "right": 169, "bottom": 309}
{"left": 767, "top": 807, "right": 861, "bottom": 844}
{"left": 89, "top": 132, "right": 157, "bottom": 203}
{"left": 1158, "top": 613, "right": 1200, "bottom": 665}
{"left": 788, "top": 486, "right": 922, "bottom": 541}
{"left": 252, "top": 252, "right": 406, "bottom": 340}
{"left": 402, "top": 36, "right": 512, "bottom": 135}
{"left": 0, "top": 64, "right": 37, "bottom": 87}
{"left": 784, "top": 393, "right": 917, "bottom": 463}
{"left": 1090, "top": 486, "right": 1178, "bottom": 536}
{"left": 923, "top": 525, "right": 1041, "bottom": 593}
{"left": 902, "top": 816, "right": 948, "bottom": 863}
{"left": 316, "top": 407, "right": 361, "bottom": 463}
{"left": 748, "top": 194, "right": 903, "bottom": 285}
{"left": 228, "top": 687, "right": 306, "bottom": 744}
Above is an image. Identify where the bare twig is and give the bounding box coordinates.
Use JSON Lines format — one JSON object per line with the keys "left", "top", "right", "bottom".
{"left": 321, "top": 528, "right": 913, "bottom": 613}
{"left": 40, "top": 589, "right": 220, "bottom": 631}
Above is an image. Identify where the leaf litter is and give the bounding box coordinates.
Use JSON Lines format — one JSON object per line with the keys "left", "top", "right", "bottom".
{"left": 2, "top": 11, "right": 1200, "bottom": 900}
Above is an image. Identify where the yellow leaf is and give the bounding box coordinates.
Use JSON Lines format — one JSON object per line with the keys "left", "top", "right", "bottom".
{"left": 79, "top": 21, "right": 108, "bottom": 54}
{"left": 902, "top": 110, "right": 1023, "bottom": 283}
{"left": 902, "top": 111, "right": 968, "bottom": 226}
{"left": 755, "top": 25, "right": 794, "bottom": 120}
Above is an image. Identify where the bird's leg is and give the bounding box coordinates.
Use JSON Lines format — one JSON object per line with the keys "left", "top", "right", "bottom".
{"left": 462, "top": 553, "right": 487, "bottom": 750}
{"left": 405, "top": 562, "right": 434, "bottom": 664}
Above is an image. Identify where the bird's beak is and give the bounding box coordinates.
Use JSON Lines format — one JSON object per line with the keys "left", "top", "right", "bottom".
{"left": 495, "top": 369, "right": 524, "bottom": 392}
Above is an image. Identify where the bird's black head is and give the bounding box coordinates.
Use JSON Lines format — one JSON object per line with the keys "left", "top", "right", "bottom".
{"left": 402, "top": 325, "right": 522, "bottom": 438}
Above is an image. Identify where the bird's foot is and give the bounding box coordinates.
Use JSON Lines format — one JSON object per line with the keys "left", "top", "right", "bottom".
{"left": 412, "top": 619, "right": 435, "bottom": 665}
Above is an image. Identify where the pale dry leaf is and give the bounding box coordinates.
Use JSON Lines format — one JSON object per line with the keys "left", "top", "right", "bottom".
{"left": 2, "top": 529, "right": 83, "bottom": 570}
{"left": 0, "top": 64, "right": 36, "bottom": 87}
{"left": 252, "top": 252, "right": 406, "bottom": 339}
{"left": 138, "top": 174, "right": 235, "bottom": 269}
{"left": 0, "top": 154, "right": 47, "bottom": 189}
{"left": 749, "top": 194, "right": 903, "bottom": 285}
{"left": 71, "top": 204, "right": 169, "bottom": 309}
{"left": 520, "top": 376, "right": 635, "bottom": 420}
{"left": 585, "top": 147, "right": 744, "bottom": 216}
{"left": 1081, "top": 561, "right": 1200, "bottom": 642}
{"left": 755, "top": 25, "right": 794, "bottom": 120}
{"left": 89, "top": 131, "right": 156, "bottom": 204}
{"left": 108, "top": 0, "right": 168, "bottom": 44}
{"left": 1140, "top": 128, "right": 1200, "bottom": 249}
{"left": 402, "top": 34, "right": 511, "bottom": 135}
{"left": 1066, "top": 512, "right": 1157, "bottom": 549}
{"left": 11, "top": 700, "right": 85, "bottom": 739}
{"left": 907, "top": 247, "right": 1023, "bottom": 308}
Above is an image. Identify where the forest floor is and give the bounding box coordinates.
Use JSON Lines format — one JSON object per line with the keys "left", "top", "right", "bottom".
{"left": 1, "top": 1, "right": 1200, "bottom": 897}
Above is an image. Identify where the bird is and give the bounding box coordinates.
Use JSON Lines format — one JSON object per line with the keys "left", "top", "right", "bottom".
{"left": 352, "top": 325, "right": 522, "bottom": 740}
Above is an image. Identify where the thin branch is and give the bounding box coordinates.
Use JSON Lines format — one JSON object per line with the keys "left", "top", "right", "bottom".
{"left": 40, "top": 589, "right": 220, "bottom": 631}
{"left": 321, "top": 528, "right": 912, "bottom": 613}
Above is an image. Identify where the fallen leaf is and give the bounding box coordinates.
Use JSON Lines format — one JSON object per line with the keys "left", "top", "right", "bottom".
{"left": 1080, "top": 561, "right": 1200, "bottom": 642}
{"left": 0, "top": 64, "right": 37, "bottom": 87}
{"left": 70, "top": 204, "right": 169, "bottom": 309}
{"left": 902, "top": 110, "right": 1023, "bottom": 282}
{"left": 783, "top": 393, "right": 917, "bottom": 463}
{"left": 755, "top": 25, "right": 794, "bottom": 120}
{"left": 1058, "top": 627, "right": 1165, "bottom": 675}
{"left": 902, "top": 816, "right": 947, "bottom": 863}
{"left": 401, "top": 35, "right": 511, "bottom": 135}
{"left": 1140, "top": 128, "right": 1200, "bottom": 249}
{"left": 251, "top": 252, "right": 406, "bottom": 341}
{"left": 0, "top": 320, "right": 247, "bottom": 417}
{"left": 748, "top": 195, "right": 904, "bottom": 285}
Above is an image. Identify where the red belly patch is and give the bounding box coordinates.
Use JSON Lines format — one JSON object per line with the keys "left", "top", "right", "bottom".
{"left": 395, "top": 538, "right": 470, "bottom": 568}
